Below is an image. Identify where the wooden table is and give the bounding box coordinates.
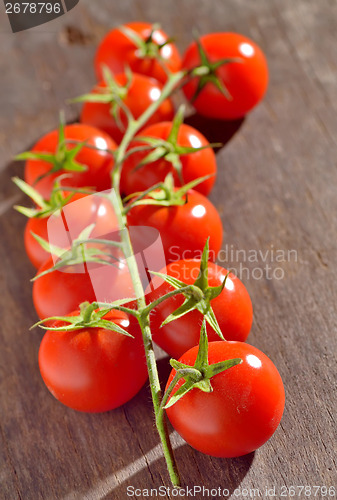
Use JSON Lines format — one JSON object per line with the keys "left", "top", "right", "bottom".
{"left": 0, "top": 1, "right": 336, "bottom": 498}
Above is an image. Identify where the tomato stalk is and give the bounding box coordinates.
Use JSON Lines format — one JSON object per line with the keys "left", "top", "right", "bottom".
{"left": 102, "top": 70, "right": 186, "bottom": 487}
{"left": 140, "top": 285, "right": 202, "bottom": 318}
{"left": 108, "top": 162, "right": 182, "bottom": 487}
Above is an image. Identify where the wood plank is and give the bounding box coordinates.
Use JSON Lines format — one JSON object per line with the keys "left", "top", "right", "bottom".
{"left": 0, "top": 0, "right": 336, "bottom": 498}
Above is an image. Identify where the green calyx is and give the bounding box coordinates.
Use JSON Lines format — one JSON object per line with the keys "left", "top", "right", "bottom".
{"left": 31, "top": 224, "right": 123, "bottom": 281}
{"left": 150, "top": 239, "right": 231, "bottom": 339}
{"left": 132, "top": 105, "right": 220, "bottom": 182}
{"left": 12, "top": 176, "right": 93, "bottom": 219}
{"left": 31, "top": 301, "right": 133, "bottom": 337}
{"left": 123, "top": 172, "right": 214, "bottom": 213}
{"left": 163, "top": 319, "right": 242, "bottom": 408}
{"left": 188, "top": 36, "right": 243, "bottom": 103}
{"left": 120, "top": 23, "right": 171, "bottom": 60}
{"left": 15, "top": 112, "right": 87, "bottom": 184}
{"left": 71, "top": 66, "right": 134, "bottom": 129}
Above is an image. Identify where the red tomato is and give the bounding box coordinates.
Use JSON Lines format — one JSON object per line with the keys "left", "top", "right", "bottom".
{"left": 95, "top": 22, "right": 181, "bottom": 84}
{"left": 182, "top": 33, "right": 268, "bottom": 119}
{"left": 24, "top": 193, "right": 118, "bottom": 269}
{"left": 39, "top": 309, "right": 148, "bottom": 412}
{"left": 33, "top": 254, "right": 134, "bottom": 320}
{"left": 80, "top": 73, "right": 175, "bottom": 144}
{"left": 127, "top": 189, "right": 223, "bottom": 263}
{"left": 120, "top": 122, "right": 217, "bottom": 197}
{"left": 24, "top": 124, "right": 117, "bottom": 199}
{"left": 166, "top": 341, "right": 285, "bottom": 457}
{"left": 146, "top": 259, "right": 253, "bottom": 359}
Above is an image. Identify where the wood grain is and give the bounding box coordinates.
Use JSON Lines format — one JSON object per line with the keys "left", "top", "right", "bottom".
{"left": 0, "top": 1, "right": 336, "bottom": 498}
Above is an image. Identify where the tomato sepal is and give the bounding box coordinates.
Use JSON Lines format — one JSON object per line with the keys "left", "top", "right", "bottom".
{"left": 32, "top": 301, "right": 134, "bottom": 337}
{"left": 130, "top": 105, "right": 220, "bottom": 184}
{"left": 30, "top": 225, "right": 123, "bottom": 281}
{"left": 13, "top": 176, "right": 94, "bottom": 219}
{"left": 119, "top": 23, "right": 166, "bottom": 61}
{"left": 16, "top": 114, "right": 90, "bottom": 186}
{"left": 163, "top": 320, "right": 242, "bottom": 409}
{"left": 72, "top": 66, "right": 135, "bottom": 130}
{"left": 123, "top": 172, "right": 215, "bottom": 214}
{"left": 150, "top": 240, "right": 229, "bottom": 340}
{"left": 186, "top": 36, "right": 243, "bottom": 103}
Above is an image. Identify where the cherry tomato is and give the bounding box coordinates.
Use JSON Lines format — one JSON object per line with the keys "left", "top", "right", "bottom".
{"left": 182, "top": 33, "right": 268, "bottom": 119}
{"left": 146, "top": 259, "right": 253, "bottom": 359}
{"left": 95, "top": 22, "right": 181, "bottom": 84}
{"left": 24, "top": 193, "right": 119, "bottom": 269}
{"left": 39, "top": 309, "right": 148, "bottom": 412}
{"left": 120, "top": 122, "right": 217, "bottom": 197}
{"left": 166, "top": 341, "right": 285, "bottom": 457}
{"left": 33, "top": 254, "right": 134, "bottom": 320}
{"left": 127, "top": 189, "right": 223, "bottom": 263}
{"left": 80, "top": 73, "right": 175, "bottom": 144}
{"left": 24, "top": 124, "right": 117, "bottom": 199}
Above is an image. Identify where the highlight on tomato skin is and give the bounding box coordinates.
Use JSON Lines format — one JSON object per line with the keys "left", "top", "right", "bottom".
{"left": 182, "top": 32, "right": 269, "bottom": 120}
{"left": 94, "top": 22, "right": 182, "bottom": 84}
{"left": 38, "top": 310, "right": 148, "bottom": 413}
{"left": 165, "top": 341, "right": 285, "bottom": 458}
{"left": 80, "top": 73, "right": 175, "bottom": 144}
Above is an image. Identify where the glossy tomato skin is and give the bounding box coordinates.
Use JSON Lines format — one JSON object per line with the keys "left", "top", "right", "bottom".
{"left": 120, "top": 122, "right": 217, "bottom": 197}
{"left": 166, "top": 341, "right": 285, "bottom": 457}
{"left": 33, "top": 259, "right": 97, "bottom": 320}
{"left": 24, "top": 124, "right": 117, "bottom": 199}
{"left": 95, "top": 22, "right": 181, "bottom": 84}
{"left": 24, "top": 193, "right": 118, "bottom": 269}
{"left": 127, "top": 189, "right": 223, "bottom": 263}
{"left": 183, "top": 33, "right": 268, "bottom": 120}
{"left": 80, "top": 73, "right": 175, "bottom": 144}
{"left": 146, "top": 260, "right": 253, "bottom": 359}
{"left": 39, "top": 310, "right": 148, "bottom": 412}
{"left": 33, "top": 255, "right": 134, "bottom": 320}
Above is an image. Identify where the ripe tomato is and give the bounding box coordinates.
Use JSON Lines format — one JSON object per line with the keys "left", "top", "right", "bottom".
{"left": 24, "top": 124, "right": 117, "bottom": 199}
{"left": 166, "top": 341, "right": 285, "bottom": 457}
{"left": 182, "top": 33, "right": 268, "bottom": 119}
{"left": 95, "top": 22, "right": 181, "bottom": 84}
{"left": 127, "top": 189, "right": 223, "bottom": 263}
{"left": 39, "top": 309, "right": 148, "bottom": 412}
{"left": 24, "top": 193, "right": 118, "bottom": 269}
{"left": 120, "top": 122, "right": 217, "bottom": 197}
{"left": 80, "top": 73, "right": 175, "bottom": 144}
{"left": 146, "top": 259, "right": 253, "bottom": 359}
{"left": 33, "top": 254, "right": 134, "bottom": 320}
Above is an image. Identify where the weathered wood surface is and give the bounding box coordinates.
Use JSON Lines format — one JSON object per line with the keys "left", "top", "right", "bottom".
{"left": 0, "top": 1, "right": 336, "bottom": 499}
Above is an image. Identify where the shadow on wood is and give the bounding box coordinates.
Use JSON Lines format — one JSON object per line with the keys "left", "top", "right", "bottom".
{"left": 184, "top": 113, "right": 245, "bottom": 153}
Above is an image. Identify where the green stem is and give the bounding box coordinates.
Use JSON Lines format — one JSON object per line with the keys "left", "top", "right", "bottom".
{"left": 102, "top": 70, "right": 186, "bottom": 487}
{"left": 141, "top": 317, "right": 181, "bottom": 486}
{"left": 158, "top": 372, "right": 182, "bottom": 413}
{"left": 156, "top": 366, "right": 200, "bottom": 421}
{"left": 95, "top": 302, "right": 140, "bottom": 318}
{"left": 108, "top": 188, "right": 181, "bottom": 486}
{"left": 141, "top": 286, "right": 195, "bottom": 318}
{"left": 81, "top": 302, "right": 97, "bottom": 323}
